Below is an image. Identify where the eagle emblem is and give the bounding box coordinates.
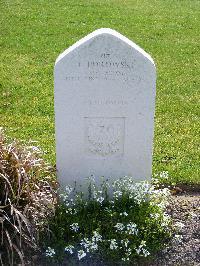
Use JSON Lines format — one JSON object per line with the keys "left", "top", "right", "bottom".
{"left": 85, "top": 117, "right": 124, "bottom": 157}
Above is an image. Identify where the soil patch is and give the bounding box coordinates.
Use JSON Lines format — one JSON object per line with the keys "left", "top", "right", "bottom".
{"left": 151, "top": 192, "right": 200, "bottom": 266}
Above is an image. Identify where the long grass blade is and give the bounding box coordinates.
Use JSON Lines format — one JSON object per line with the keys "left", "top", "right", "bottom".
{"left": 5, "top": 230, "right": 13, "bottom": 266}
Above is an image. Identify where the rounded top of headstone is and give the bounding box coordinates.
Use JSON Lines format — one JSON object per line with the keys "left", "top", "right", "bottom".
{"left": 55, "top": 28, "right": 155, "bottom": 66}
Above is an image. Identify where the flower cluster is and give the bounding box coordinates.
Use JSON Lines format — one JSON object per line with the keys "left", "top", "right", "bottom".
{"left": 135, "top": 240, "right": 150, "bottom": 257}
{"left": 45, "top": 176, "right": 172, "bottom": 263}
{"left": 70, "top": 223, "right": 79, "bottom": 232}
{"left": 45, "top": 247, "right": 56, "bottom": 257}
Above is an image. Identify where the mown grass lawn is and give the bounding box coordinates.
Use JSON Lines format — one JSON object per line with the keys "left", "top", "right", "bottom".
{"left": 0, "top": 0, "right": 199, "bottom": 185}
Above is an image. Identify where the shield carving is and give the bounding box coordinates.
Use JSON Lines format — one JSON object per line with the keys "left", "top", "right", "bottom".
{"left": 85, "top": 117, "right": 125, "bottom": 157}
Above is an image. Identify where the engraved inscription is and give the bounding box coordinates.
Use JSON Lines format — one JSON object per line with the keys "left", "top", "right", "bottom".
{"left": 87, "top": 60, "right": 134, "bottom": 69}
{"left": 65, "top": 70, "right": 137, "bottom": 82}
{"left": 85, "top": 117, "right": 125, "bottom": 157}
{"left": 87, "top": 99, "right": 128, "bottom": 106}
{"left": 65, "top": 52, "right": 138, "bottom": 82}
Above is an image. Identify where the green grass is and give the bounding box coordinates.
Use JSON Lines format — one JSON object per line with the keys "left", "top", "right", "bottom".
{"left": 0, "top": 0, "right": 199, "bottom": 184}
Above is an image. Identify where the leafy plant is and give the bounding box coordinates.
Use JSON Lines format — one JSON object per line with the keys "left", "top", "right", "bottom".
{"left": 44, "top": 177, "right": 172, "bottom": 265}
{"left": 0, "top": 129, "right": 57, "bottom": 265}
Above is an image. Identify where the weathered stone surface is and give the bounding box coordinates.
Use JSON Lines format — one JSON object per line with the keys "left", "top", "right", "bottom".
{"left": 54, "top": 28, "right": 156, "bottom": 187}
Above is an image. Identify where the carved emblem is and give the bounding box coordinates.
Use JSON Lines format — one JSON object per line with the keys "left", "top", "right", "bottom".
{"left": 85, "top": 117, "right": 125, "bottom": 157}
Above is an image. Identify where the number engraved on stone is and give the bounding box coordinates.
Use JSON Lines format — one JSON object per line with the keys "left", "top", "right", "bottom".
{"left": 85, "top": 117, "right": 125, "bottom": 157}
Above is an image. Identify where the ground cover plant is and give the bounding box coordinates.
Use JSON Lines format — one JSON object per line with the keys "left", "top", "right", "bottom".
{"left": 0, "top": 0, "right": 199, "bottom": 186}
{"left": 43, "top": 177, "right": 172, "bottom": 264}
{"left": 0, "top": 130, "right": 57, "bottom": 265}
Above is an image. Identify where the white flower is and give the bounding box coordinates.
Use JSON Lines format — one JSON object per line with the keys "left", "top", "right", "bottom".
{"left": 78, "top": 249, "right": 86, "bottom": 260}
{"left": 125, "top": 247, "right": 132, "bottom": 256}
{"left": 65, "top": 245, "right": 74, "bottom": 254}
{"left": 113, "top": 176, "right": 170, "bottom": 207}
{"left": 91, "top": 243, "right": 98, "bottom": 251}
{"left": 110, "top": 239, "right": 118, "bottom": 250}
{"left": 150, "top": 213, "right": 160, "bottom": 219}
{"left": 45, "top": 247, "right": 55, "bottom": 257}
{"left": 136, "top": 240, "right": 148, "bottom": 256}
{"left": 65, "top": 185, "right": 73, "bottom": 195}
{"left": 126, "top": 222, "right": 138, "bottom": 235}
{"left": 80, "top": 237, "right": 98, "bottom": 252}
{"left": 70, "top": 223, "right": 79, "bottom": 232}
{"left": 92, "top": 231, "right": 102, "bottom": 242}
{"left": 122, "top": 254, "right": 130, "bottom": 261}
{"left": 59, "top": 186, "right": 73, "bottom": 202}
{"left": 96, "top": 196, "right": 104, "bottom": 204}
{"left": 121, "top": 239, "right": 129, "bottom": 248}
{"left": 69, "top": 198, "right": 75, "bottom": 206}
{"left": 140, "top": 240, "right": 146, "bottom": 247}
{"left": 114, "top": 223, "right": 125, "bottom": 232}
{"left": 80, "top": 238, "right": 89, "bottom": 250}
{"left": 142, "top": 248, "right": 150, "bottom": 257}
{"left": 120, "top": 212, "right": 128, "bottom": 216}
{"left": 66, "top": 208, "right": 73, "bottom": 214}
{"left": 159, "top": 171, "right": 169, "bottom": 179}
{"left": 161, "top": 212, "right": 171, "bottom": 227}
{"left": 136, "top": 247, "right": 140, "bottom": 255}
{"left": 136, "top": 240, "right": 145, "bottom": 254}
{"left": 121, "top": 248, "right": 132, "bottom": 261}
{"left": 59, "top": 193, "right": 68, "bottom": 202}
{"left": 113, "top": 190, "right": 122, "bottom": 199}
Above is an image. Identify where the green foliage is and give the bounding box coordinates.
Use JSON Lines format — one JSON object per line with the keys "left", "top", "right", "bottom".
{"left": 0, "top": 130, "right": 57, "bottom": 265}
{"left": 43, "top": 177, "right": 172, "bottom": 264}
{"left": 0, "top": 0, "right": 200, "bottom": 185}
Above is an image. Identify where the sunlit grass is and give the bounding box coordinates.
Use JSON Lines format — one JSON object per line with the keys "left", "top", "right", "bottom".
{"left": 0, "top": 0, "right": 199, "bottom": 184}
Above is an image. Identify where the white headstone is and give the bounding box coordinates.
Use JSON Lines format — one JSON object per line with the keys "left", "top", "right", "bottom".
{"left": 54, "top": 28, "right": 156, "bottom": 188}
